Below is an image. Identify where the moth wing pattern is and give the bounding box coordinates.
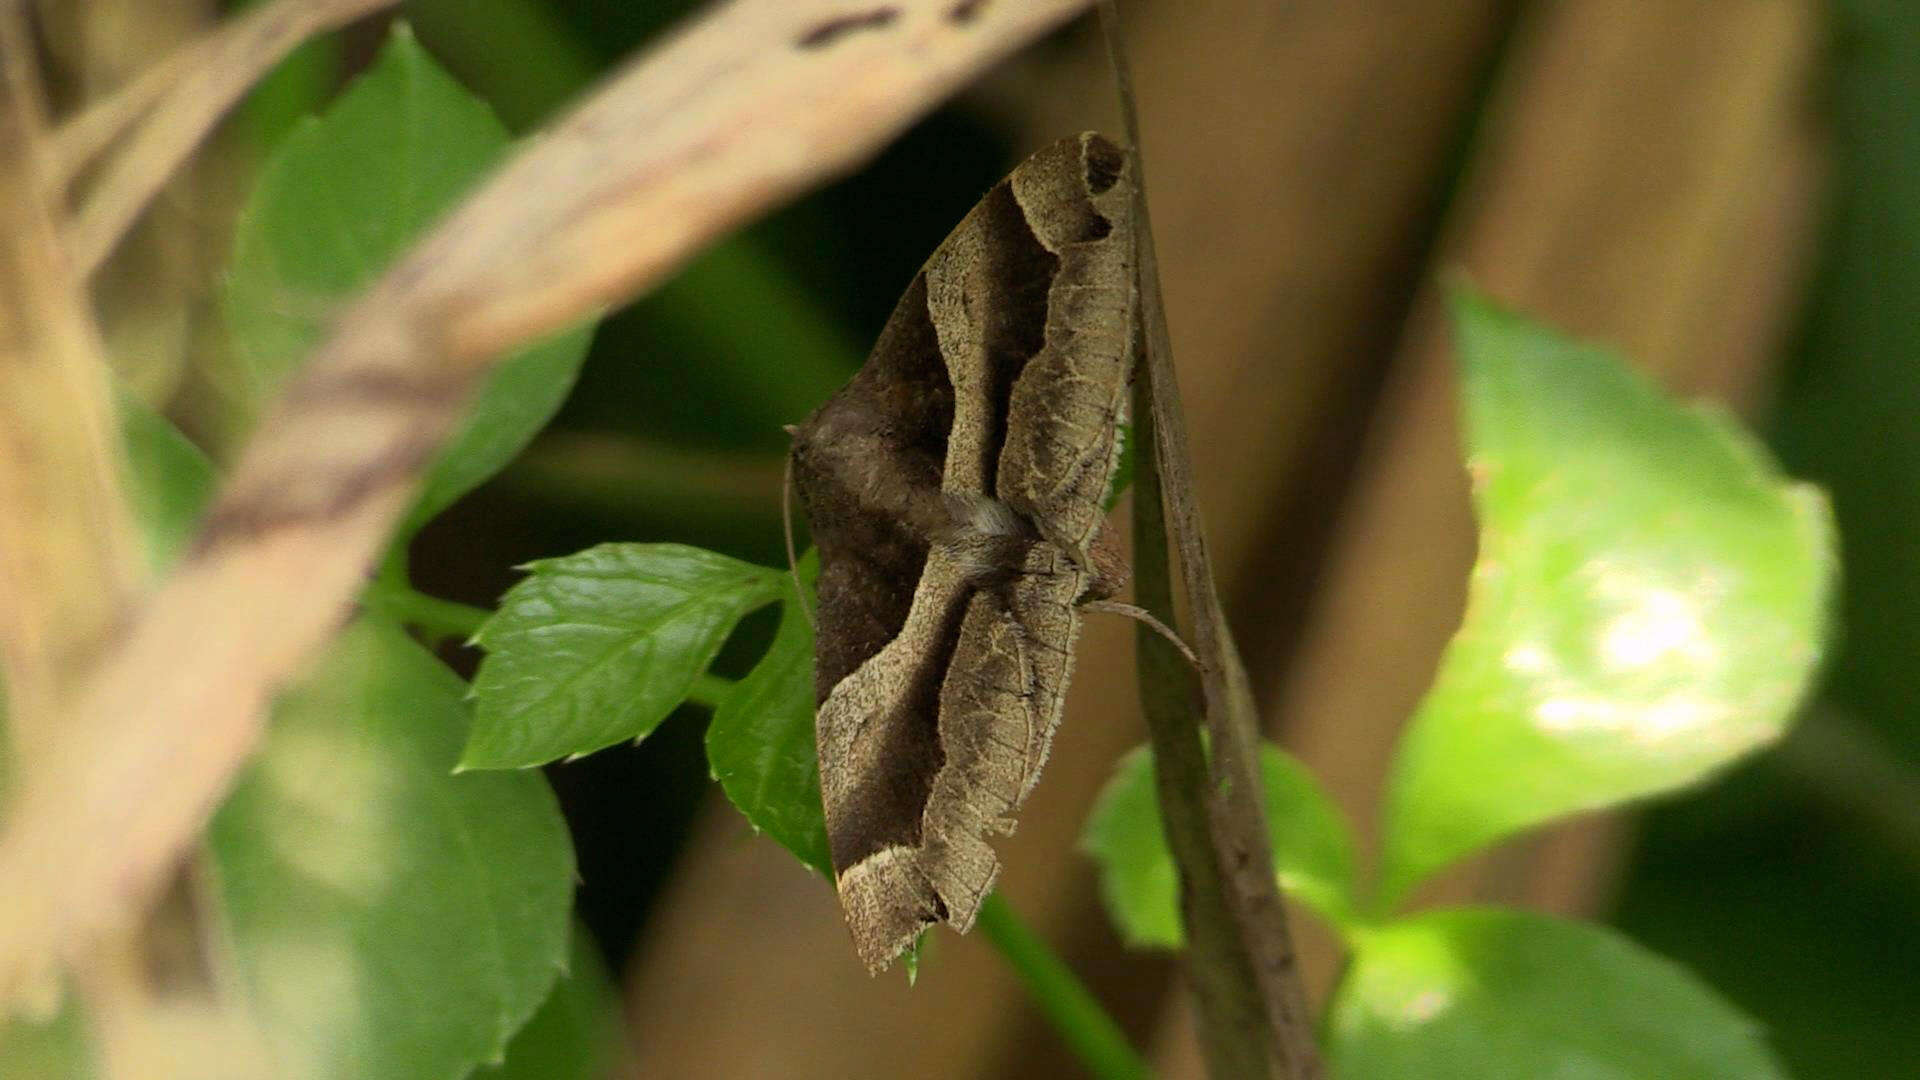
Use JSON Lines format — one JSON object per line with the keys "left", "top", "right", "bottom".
{"left": 792, "top": 133, "right": 1137, "bottom": 972}
{"left": 994, "top": 135, "right": 1136, "bottom": 560}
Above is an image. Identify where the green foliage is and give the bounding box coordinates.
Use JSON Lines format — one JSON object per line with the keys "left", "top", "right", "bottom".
{"left": 104, "top": 382, "right": 582, "bottom": 1080}
{"left": 208, "top": 619, "right": 575, "bottom": 1080}
{"left": 118, "top": 392, "right": 217, "bottom": 572}
{"left": 477, "top": 926, "right": 627, "bottom": 1080}
{"left": 26, "top": 34, "right": 589, "bottom": 1080}
{"left": 43, "top": 10, "right": 1860, "bottom": 1075}
{"left": 222, "top": 25, "right": 594, "bottom": 537}
{"left": 1079, "top": 293, "right": 1835, "bottom": 1077}
{"left": 705, "top": 551, "right": 833, "bottom": 874}
{"left": 1328, "top": 909, "right": 1786, "bottom": 1079}
{"left": 464, "top": 544, "right": 786, "bottom": 768}
{"left": 1102, "top": 421, "right": 1134, "bottom": 511}
{"left": 1378, "top": 292, "right": 1835, "bottom": 905}
{"left": 1081, "top": 741, "right": 1357, "bottom": 946}
{"left": 0, "top": 996, "right": 92, "bottom": 1080}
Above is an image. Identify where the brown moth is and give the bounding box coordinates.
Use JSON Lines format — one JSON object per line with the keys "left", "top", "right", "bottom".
{"left": 790, "top": 132, "right": 1136, "bottom": 972}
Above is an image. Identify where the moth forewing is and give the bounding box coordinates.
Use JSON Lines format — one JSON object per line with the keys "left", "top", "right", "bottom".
{"left": 790, "top": 133, "right": 1137, "bottom": 972}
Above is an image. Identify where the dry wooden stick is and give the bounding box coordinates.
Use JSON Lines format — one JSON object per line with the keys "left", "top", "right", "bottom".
{"left": 0, "top": 6, "right": 141, "bottom": 765}
{"left": 67, "top": 0, "right": 401, "bottom": 277}
{"left": 0, "top": 0, "right": 1094, "bottom": 1010}
{"left": 1101, "top": 2, "right": 1322, "bottom": 1076}
{"left": 49, "top": 27, "right": 208, "bottom": 190}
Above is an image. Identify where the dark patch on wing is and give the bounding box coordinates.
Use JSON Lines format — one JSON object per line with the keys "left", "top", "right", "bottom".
{"left": 824, "top": 582, "right": 971, "bottom": 871}
{"left": 948, "top": 0, "right": 988, "bottom": 23}
{"left": 796, "top": 8, "right": 899, "bottom": 49}
{"left": 966, "top": 182, "right": 1058, "bottom": 498}
{"left": 792, "top": 272, "right": 954, "bottom": 702}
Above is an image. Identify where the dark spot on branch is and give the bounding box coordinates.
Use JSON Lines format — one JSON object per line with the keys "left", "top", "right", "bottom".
{"left": 190, "top": 434, "right": 440, "bottom": 557}
{"left": 949, "top": 0, "right": 988, "bottom": 23}
{"left": 281, "top": 366, "right": 469, "bottom": 412}
{"left": 796, "top": 8, "right": 899, "bottom": 49}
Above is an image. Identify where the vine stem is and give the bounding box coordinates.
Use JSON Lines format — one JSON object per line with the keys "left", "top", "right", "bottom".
{"left": 975, "top": 894, "right": 1154, "bottom": 1080}
{"left": 361, "top": 583, "right": 489, "bottom": 643}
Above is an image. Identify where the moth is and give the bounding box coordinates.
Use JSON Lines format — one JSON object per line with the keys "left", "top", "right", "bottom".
{"left": 790, "top": 132, "right": 1137, "bottom": 972}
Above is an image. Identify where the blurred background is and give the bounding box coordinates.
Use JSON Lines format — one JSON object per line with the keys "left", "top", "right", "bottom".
{"left": 48, "top": 1, "right": 1919, "bottom": 1076}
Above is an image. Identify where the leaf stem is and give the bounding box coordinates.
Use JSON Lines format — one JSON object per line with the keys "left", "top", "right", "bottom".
{"left": 362, "top": 583, "right": 490, "bottom": 642}
{"left": 682, "top": 672, "right": 737, "bottom": 710}
{"left": 975, "top": 893, "right": 1153, "bottom": 1080}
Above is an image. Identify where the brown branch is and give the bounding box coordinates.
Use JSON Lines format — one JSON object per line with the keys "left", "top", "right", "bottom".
{"left": 0, "top": 0, "right": 1094, "bottom": 1008}
{"left": 66, "top": 0, "right": 401, "bottom": 277}
{"left": 49, "top": 30, "right": 207, "bottom": 190}
{"left": 0, "top": 7, "right": 141, "bottom": 763}
{"left": 1102, "top": 2, "right": 1322, "bottom": 1076}
{"left": 1130, "top": 380, "right": 1276, "bottom": 1080}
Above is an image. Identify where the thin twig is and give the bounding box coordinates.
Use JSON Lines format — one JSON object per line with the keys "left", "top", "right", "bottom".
{"left": 1130, "top": 382, "right": 1277, "bottom": 1080}
{"left": 0, "top": 0, "right": 1095, "bottom": 1008}
{"left": 1101, "top": 2, "right": 1323, "bottom": 1075}
{"left": 67, "top": 0, "right": 400, "bottom": 277}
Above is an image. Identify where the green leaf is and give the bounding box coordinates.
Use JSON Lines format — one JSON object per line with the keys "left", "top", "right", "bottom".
{"left": 465, "top": 543, "right": 783, "bottom": 768}
{"left": 113, "top": 376, "right": 578, "bottom": 1079}
{"left": 0, "top": 995, "right": 93, "bottom": 1080}
{"left": 1329, "top": 908, "right": 1787, "bottom": 1080}
{"left": 118, "top": 391, "right": 216, "bottom": 573}
{"left": 1081, "top": 740, "right": 1359, "bottom": 947}
{"left": 476, "top": 925, "right": 626, "bottom": 1080}
{"left": 1378, "top": 293, "right": 1837, "bottom": 905}
{"left": 1102, "top": 421, "right": 1133, "bottom": 512}
{"left": 207, "top": 619, "right": 574, "bottom": 1080}
{"left": 222, "top": 25, "right": 593, "bottom": 536}
{"left": 706, "top": 551, "right": 830, "bottom": 874}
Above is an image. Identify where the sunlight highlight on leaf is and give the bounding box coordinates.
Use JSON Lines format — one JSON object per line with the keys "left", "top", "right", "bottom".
{"left": 1377, "top": 291, "right": 1837, "bottom": 906}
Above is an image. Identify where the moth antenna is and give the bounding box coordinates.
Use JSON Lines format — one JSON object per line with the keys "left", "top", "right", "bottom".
{"left": 781, "top": 446, "right": 815, "bottom": 630}
{"left": 1082, "top": 599, "right": 1201, "bottom": 671}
